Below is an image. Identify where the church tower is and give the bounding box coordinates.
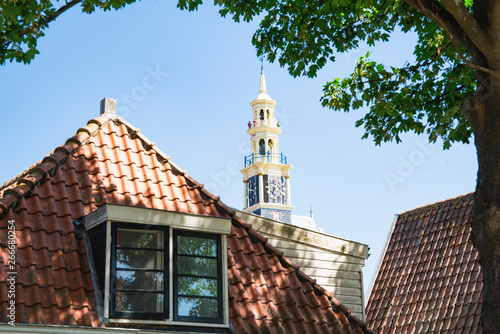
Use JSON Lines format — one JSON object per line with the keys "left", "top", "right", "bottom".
{"left": 241, "top": 68, "right": 294, "bottom": 223}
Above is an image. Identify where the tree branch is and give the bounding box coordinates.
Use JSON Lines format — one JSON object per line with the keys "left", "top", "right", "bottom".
{"left": 52, "top": 1, "right": 84, "bottom": 20}
{"left": 420, "top": 85, "right": 466, "bottom": 107}
{"left": 423, "top": 8, "right": 495, "bottom": 76}
{"left": 340, "top": 49, "right": 447, "bottom": 91}
{"left": 440, "top": 0, "right": 493, "bottom": 61}
{"left": 2, "top": 0, "right": 82, "bottom": 47}
{"left": 405, "top": 0, "right": 496, "bottom": 77}
{"left": 405, "top": 0, "right": 468, "bottom": 48}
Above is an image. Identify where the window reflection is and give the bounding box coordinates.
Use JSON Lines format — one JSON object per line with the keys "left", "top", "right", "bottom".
{"left": 176, "top": 232, "right": 220, "bottom": 321}
{"left": 114, "top": 228, "right": 165, "bottom": 316}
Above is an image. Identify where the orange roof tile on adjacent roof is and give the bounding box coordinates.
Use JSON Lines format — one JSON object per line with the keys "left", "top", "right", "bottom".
{"left": 365, "top": 193, "right": 482, "bottom": 333}
{"left": 0, "top": 109, "right": 375, "bottom": 333}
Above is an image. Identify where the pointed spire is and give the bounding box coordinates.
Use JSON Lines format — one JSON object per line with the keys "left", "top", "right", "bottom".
{"left": 259, "top": 63, "right": 267, "bottom": 93}
{"left": 251, "top": 59, "right": 276, "bottom": 105}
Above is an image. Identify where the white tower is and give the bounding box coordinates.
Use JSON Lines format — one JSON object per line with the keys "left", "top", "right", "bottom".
{"left": 240, "top": 68, "right": 293, "bottom": 223}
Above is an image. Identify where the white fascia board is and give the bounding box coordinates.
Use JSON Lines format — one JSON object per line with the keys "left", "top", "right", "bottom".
{"left": 0, "top": 324, "right": 220, "bottom": 334}
{"left": 84, "top": 204, "right": 231, "bottom": 235}
{"left": 245, "top": 202, "right": 294, "bottom": 212}
{"left": 105, "top": 319, "right": 229, "bottom": 328}
{"left": 237, "top": 209, "right": 368, "bottom": 259}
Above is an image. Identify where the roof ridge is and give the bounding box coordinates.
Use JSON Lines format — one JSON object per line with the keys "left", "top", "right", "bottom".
{"left": 0, "top": 114, "right": 113, "bottom": 219}
{"left": 0, "top": 163, "right": 39, "bottom": 194}
{"left": 0, "top": 111, "right": 203, "bottom": 220}
{"left": 116, "top": 118, "right": 186, "bottom": 175}
{"left": 398, "top": 192, "right": 475, "bottom": 216}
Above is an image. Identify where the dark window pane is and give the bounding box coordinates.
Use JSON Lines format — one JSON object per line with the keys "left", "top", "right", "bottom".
{"left": 178, "top": 297, "right": 218, "bottom": 318}
{"left": 177, "top": 236, "right": 216, "bottom": 257}
{"left": 117, "top": 249, "right": 164, "bottom": 269}
{"left": 178, "top": 256, "right": 217, "bottom": 276}
{"left": 115, "top": 292, "right": 164, "bottom": 313}
{"left": 116, "top": 270, "right": 164, "bottom": 291}
{"left": 178, "top": 277, "right": 218, "bottom": 297}
{"left": 117, "top": 229, "right": 164, "bottom": 249}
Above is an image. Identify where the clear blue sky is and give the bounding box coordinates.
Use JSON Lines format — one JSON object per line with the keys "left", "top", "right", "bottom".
{"left": 0, "top": 1, "right": 477, "bottom": 298}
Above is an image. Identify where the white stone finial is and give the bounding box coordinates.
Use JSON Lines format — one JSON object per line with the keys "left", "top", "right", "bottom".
{"left": 259, "top": 67, "right": 267, "bottom": 93}
{"left": 100, "top": 97, "right": 116, "bottom": 115}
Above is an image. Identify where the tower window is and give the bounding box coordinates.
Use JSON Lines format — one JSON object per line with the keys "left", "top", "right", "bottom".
{"left": 259, "top": 139, "right": 265, "bottom": 155}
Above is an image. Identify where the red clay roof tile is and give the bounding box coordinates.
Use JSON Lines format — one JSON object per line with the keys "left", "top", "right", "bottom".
{"left": 366, "top": 193, "right": 481, "bottom": 333}
{"left": 0, "top": 113, "right": 373, "bottom": 333}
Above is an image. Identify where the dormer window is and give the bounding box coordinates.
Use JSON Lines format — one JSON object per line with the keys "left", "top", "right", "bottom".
{"left": 83, "top": 204, "right": 230, "bottom": 329}
{"left": 174, "top": 230, "right": 223, "bottom": 322}
{"left": 111, "top": 224, "right": 168, "bottom": 319}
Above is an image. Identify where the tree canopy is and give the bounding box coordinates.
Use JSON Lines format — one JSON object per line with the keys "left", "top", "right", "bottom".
{"left": 1, "top": 0, "right": 477, "bottom": 149}
{"left": 208, "top": 0, "right": 478, "bottom": 149}
{"left": 3, "top": 0, "right": 500, "bottom": 332}
{"left": 0, "top": 0, "right": 134, "bottom": 64}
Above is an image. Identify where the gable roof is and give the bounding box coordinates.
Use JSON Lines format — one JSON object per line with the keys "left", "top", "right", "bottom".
{"left": 0, "top": 106, "right": 375, "bottom": 334}
{"left": 365, "top": 193, "right": 482, "bottom": 333}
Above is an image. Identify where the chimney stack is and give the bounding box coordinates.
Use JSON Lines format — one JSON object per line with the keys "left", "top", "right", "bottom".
{"left": 100, "top": 98, "right": 116, "bottom": 115}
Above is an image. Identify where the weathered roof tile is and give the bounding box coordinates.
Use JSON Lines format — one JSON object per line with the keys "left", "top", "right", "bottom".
{"left": 366, "top": 193, "right": 481, "bottom": 333}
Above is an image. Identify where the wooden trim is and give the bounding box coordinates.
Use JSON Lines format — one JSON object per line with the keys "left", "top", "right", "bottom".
{"left": 168, "top": 227, "right": 174, "bottom": 321}
{"left": 221, "top": 235, "right": 228, "bottom": 325}
{"left": 0, "top": 324, "right": 225, "bottom": 333}
{"left": 84, "top": 204, "right": 231, "bottom": 235}
{"left": 237, "top": 210, "right": 368, "bottom": 258}
{"left": 104, "top": 221, "right": 111, "bottom": 320}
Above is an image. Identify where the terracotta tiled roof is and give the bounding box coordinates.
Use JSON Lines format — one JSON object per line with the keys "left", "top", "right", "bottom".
{"left": 0, "top": 111, "right": 374, "bottom": 333}
{"left": 365, "top": 193, "right": 482, "bottom": 333}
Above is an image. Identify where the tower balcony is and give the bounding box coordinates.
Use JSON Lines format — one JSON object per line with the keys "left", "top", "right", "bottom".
{"left": 244, "top": 152, "right": 288, "bottom": 167}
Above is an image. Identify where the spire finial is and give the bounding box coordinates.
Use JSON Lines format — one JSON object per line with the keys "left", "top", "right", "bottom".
{"left": 259, "top": 58, "right": 267, "bottom": 93}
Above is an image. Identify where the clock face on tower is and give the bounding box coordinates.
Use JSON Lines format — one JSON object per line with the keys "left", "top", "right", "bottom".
{"left": 265, "top": 175, "right": 286, "bottom": 204}
{"left": 247, "top": 176, "right": 258, "bottom": 207}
